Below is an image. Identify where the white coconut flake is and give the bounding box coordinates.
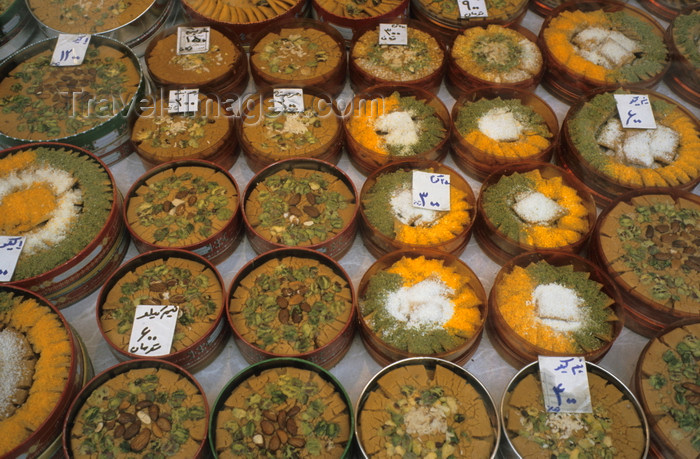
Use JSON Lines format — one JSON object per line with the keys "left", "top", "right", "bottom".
{"left": 374, "top": 111, "right": 419, "bottom": 150}
{"left": 622, "top": 131, "right": 654, "bottom": 168}
{"left": 512, "top": 191, "right": 566, "bottom": 225}
{"left": 0, "top": 329, "right": 33, "bottom": 419}
{"left": 384, "top": 278, "right": 454, "bottom": 330}
{"left": 572, "top": 27, "right": 640, "bottom": 69}
{"left": 649, "top": 125, "right": 680, "bottom": 164}
{"left": 390, "top": 187, "right": 441, "bottom": 226}
{"left": 478, "top": 108, "right": 523, "bottom": 142}
{"left": 532, "top": 283, "right": 586, "bottom": 333}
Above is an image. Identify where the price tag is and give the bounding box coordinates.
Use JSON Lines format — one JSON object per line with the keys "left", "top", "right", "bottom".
{"left": 457, "top": 0, "right": 488, "bottom": 18}
{"left": 378, "top": 23, "right": 408, "bottom": 45}
{"left": 177, "top": 26, "right": 210, "bottom": 55}
{"left": 168, "top": 89, "right": 199, "bottom": 113}
{"left": 0, "top": 236, "right": 25, "bottom": 282}
{"left": 539, "top": 356, "right": 592, "bottom": 414}
{"left": 128, "top": 305, "right": 179, "bottom": 356}
{"left": 412, "top": 171, "right": 450, "bottom": 211}
{"left": 614, "top": 94, "right": 656, "bottom": 129}
{"left": 50, "top": 34, "right": 91, "bottom": 66}
{"left": 273, "top": 88, "right": 304, "bottom": 113}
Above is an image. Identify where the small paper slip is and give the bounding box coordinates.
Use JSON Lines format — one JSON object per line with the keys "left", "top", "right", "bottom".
{"left": 457, "top": 0, "right": 488, "bottom": 18}
{"left": 177, "top": 26, "right": 210, "bottom": 55}
{"left": 168, "top": 89, "right": 199, "bottom": 113}
{"left": 412, "top": 171, "right": 450, "bottom": 211}
{"left": 378, "top": 23, "right": 408, "bottom": 45}
{"left": 51, "top": 34, "right": 91, "bottom": 66}
{"left": 614, "top": 94, "right": 657, "bottom": 129}
{"left": 273, "top": 88, "right": 304, "bottom": 113}
{"left": 0, "top": 236, "right": 25, "bottom": 282}
{"left": 128, "top": 305, "right": 179, "bottom": 357}
{"left": 539, "top": 356, "right": 592, "bottom": 413}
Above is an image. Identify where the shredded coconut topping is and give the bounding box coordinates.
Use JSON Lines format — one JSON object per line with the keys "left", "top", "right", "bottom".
{"left": 597, "top": 119, "right": 680, "bottom": 168}
{"left": 390, "top": 187, "right": 441, "bottom": 227}
{"left": 384, "top": 278, "right": 454, "bottom": 330}
{"left": 572, "top": 27, "right": 641, "bottom": 69}
{"left": 478, "top": 107, "right": 523, "bottom": 142}
{"left": 374, "top": 110, "right": 419, "bottom": 150}
{"left": 512, "top": 191, "right": 566, "bottom": 225}
{"left": 0, "top": 329, "right": 34, "bottom": 419}
{"left": 532, "top": 283, "right": 586, "bottom": 332}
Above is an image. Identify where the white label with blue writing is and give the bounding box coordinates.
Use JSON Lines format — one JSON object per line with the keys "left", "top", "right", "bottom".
{"left": 177, "top": 26, "right": 210, "bottom": 55}
{"left": 51, "top": 34, "right": 91, "bottom": 66}
{"left": 168, "top": 89, "right": 199, "bottom": 113}
{"left": 457, "top": 0, "right": 488, "bottom": 18}
{"left": 0, "top": 236, "right": 25, "bottom": 282}
{"left": 539, "top": 356, "right": 592, "bottom": 413}
{"left": 273, "top": 89, "right": 304, "bottom": 113}
{"left": 614, "top": 94, "right": 656, "bottom": 129}
{"left": 378, "top": 24, "right": 408, "bottom": 45}
{"left": 128, "top": 305, "right": 179, "bottom": 357}
{"left": 412, "top": 171, "right": 450, "bottom": 211}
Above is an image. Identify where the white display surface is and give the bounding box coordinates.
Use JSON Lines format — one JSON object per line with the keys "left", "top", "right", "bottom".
{"left": 57, "top": 4, "right": 700, "bottom": 456}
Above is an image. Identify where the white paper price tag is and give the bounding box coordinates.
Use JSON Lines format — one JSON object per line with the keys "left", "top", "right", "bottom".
{"left": 378, "top": 23, "right": 408, "bottom": 45}
{"left": 457, "top": 0, "right": 488, "bottom": 18}
{"left": 177, "top": 26, "right": 210, "bottom": 55}
{"left": 273, "top": 88, "right": 304, "bottom": 113}
{"left": 412, "top": 171, "right": 450, "bottom": 211}
{"left": 50, "top": 34, "right": 91, "bottom": 66}
{"left": 614, "top": 94, "right": 657, "bottom": 129}
{"left": 168, "top": 89, "right": 199, "bottom": 113}
{"left": 539, "top": 356, "right": 592, "bottom": 414}
{"left": 0, "top": 236, "right": 25, "bottom": 282}
{"left": 128, "top": 305, "right": 179, "bottom": 356}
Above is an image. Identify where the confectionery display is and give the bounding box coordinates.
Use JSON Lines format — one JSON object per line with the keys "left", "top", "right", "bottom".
{"left": 98, "top": 252, "right": 226, "bottom": 367}
{"left": 27, "top": 0, "right": 154, "bottom": 34}
{"left": 66, "top": 362, "right": 209, "bottom": 457}
{"left": 360, "top": 161, "right": 475, "bottom": 255}
{"left": 0, "top": 40, "right": 141, "bottom": 141}
{"left": 131, "top": 93, "right": 237, "bottom": 167}
{"left": 356, "top": 359, "right": 498, "bottom": 458}
{"left": 2, "top": 0, "right": 698, "bottom": 455}
{"left": 249, "top": 20, "right": 346, "bottom": 96}
{"left": 350, "top": 21, "right": 445, "bottom": 92}
{"left": 228, "top": 251, "right": 354, "bottom": 363}
{"left": 489, "top": 253, "right": 623, "bottom": 364}
{"left": 635, "top": 320, "right": 700, "bottom": 457}
{"left": 240, "top": 92, "right": 343, "bottom": 170}
{"left": 146, "top": 25, "right": 249, "bottom": 95}
{"left": 448, "top": 24, "right": 543, "bottom": 94}
{"left": 211, "top": 360, "right": 353, "bottom": 457}
{"left": 502, "top": 362, "right": 647, "bottom": 458}
{"left": 125, "top": 163, "right": 240, "bottom": 254}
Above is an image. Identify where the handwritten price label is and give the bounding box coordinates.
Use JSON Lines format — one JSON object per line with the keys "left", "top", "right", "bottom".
{"left": 412, "top": 171, "right": 450, "bottom": 211}
{"left": 378, "top": 23, "right": 408, "bottom": 45}
{"left": 539, "top": 356, "right": 592, "bottom": 414}
{"left": 177, "top": 26, "right": 210, "bottom": 55}
{"left": 457, "top": 0, "right": 488, "bottom": 18}
{"left": 168, "top": 89, "right": 199, "bottom": 113}
{"left": 0, "top": 236, "right": 25, "bottom": 282}
{"left": 273, "top": 88, "right": 304, "bottom": 113}
{"left": 51, "top": 34, "right": 91, "bottom": 66}
{"left": 614, "top": 94, "right": 657, "bottom": 129}
{"left": 128, "top": 305, "right": 179, "bottom": 356}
